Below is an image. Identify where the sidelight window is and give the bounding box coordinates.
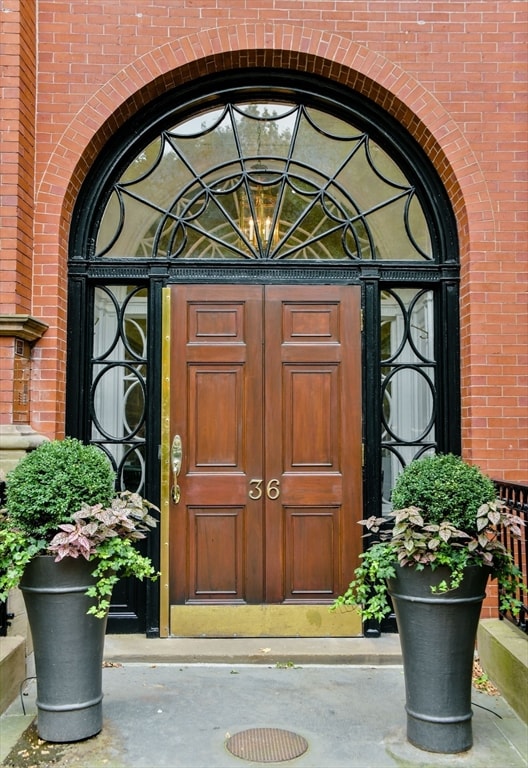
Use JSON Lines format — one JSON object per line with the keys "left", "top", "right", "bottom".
{"left": 380, "top": 289, "right": 436, "bottom": 511}
{"left": 91, "top": 286, "right": 148, "bottom": 493}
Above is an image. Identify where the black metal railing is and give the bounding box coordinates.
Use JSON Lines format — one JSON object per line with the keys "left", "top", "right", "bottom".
{"left": 0, "top": 479, "right": 11, "bottom": 636}
{"left": 494, "top": 479, "right": 528, "bottom": 634}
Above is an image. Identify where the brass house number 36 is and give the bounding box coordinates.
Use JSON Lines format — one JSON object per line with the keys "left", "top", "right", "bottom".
{"left": 248, "top": 479, "right": 281, "bottom": 500}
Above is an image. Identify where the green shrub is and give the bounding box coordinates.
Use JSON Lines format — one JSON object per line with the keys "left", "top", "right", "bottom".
{"left": 390, "top": 453, "right": 496, "bottom": 534}
{"left": 333, "top": 454, "right": 525, "bottom": 620}
{"left": 6, "top": 438, "right": 116, "bottom": 539}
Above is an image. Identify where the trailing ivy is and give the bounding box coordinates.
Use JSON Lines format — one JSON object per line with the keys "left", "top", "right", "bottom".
{"left": 331, "top": 542, "right": 397, "bottom": 621}
{"left": 86, "top": 537, "right": 158, "bottom": 619}
{"left": 0, "top": 519, "right": 46, "bottom": 601}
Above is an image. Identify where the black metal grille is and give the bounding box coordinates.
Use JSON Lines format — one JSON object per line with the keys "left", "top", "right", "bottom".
{"left": 380, "top": 287, "right": 438, "bottom": 503}
{"left": 89, "top": 285, "right": 148, "bottom": 494}
{"left": 495, "top": 479, "right": 528, "bottom": 634}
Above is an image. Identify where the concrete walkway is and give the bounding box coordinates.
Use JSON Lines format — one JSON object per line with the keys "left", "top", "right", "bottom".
{"left": 1, "top": 635, "right": 527, "bottom": 768}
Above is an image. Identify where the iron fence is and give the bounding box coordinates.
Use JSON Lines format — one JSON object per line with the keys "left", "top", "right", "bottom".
{"left": 0, "top": 479, "right": 10, "bottom": 636}
{"left": 494, "top": 479, "right": 528, "bottom": 634}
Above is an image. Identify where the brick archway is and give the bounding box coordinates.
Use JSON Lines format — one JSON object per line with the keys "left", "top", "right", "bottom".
{"left": 34, "top": 23, "right": 493, "bottom": 434}
{"left": 39, "top": 25, "right": 493, "bottom": 255}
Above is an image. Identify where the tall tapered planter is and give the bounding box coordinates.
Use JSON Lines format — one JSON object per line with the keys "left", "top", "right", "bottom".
{"left": 387, "top": 564, "right": 490, "bottom": 754}
{"left": 20, "top": 555, "right": 108, "bottom": 743}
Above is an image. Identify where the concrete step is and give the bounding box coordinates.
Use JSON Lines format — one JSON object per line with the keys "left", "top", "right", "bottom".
{"left": 0, "top": 636, "right": 25, "bottom": 715}
{"left": 103, "top": 633, "right": 403, "bottom": 666}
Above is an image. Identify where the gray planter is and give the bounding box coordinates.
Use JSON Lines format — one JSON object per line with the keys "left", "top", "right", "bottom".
{"left": 387, "top": 564, "right": 490, "bottom": 754}
{"left": 20, "top": 555, "right": 108, "bottom": 743}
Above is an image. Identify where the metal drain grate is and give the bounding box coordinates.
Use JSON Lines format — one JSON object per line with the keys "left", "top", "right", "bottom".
{"left": 226, "top": 727, "right": 309, "bottom": 763}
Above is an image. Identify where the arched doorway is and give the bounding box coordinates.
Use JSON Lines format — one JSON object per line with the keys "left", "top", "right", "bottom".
{"left": 68, "top": 70, "right": 459, "bottom": 636}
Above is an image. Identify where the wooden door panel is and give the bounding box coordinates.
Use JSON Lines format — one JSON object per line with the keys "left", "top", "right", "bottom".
{"left": 284, "top": 366, "right": 339, "bottom": 468}
{"left": 187, "top": 303, "right": 246, "bottom": 341}
{"left": 169, "top": 285, "right": 263, "bottom": 605}
{"left": 188, "top": 507, "right": 244, "bottom": 600}
{"left": 265, "top": 286, "right": 362, "bottom": 604}
{"left": 280, "top": 474, "right": 342, "bottom": 504}
{"left": 284, "top": 508, "right": 338, "bottom": 599}
{"left": 189, "top": 366, "right": 245, "bottom": 469}
{"left": 281, "top": 302, "right": 341, "bottom": 342}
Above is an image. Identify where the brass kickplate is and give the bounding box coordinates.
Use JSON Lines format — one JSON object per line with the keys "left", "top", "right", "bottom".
{"left": 225, "top": 727, "right": 308, "bottom": 763}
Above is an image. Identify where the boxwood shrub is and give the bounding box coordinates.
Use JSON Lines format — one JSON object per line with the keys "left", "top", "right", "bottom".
{"left": 6, "top": 437, "right": 116, "bottom": 539}
{"left": 390, "top": 453, "right": 496, "bottom": 534}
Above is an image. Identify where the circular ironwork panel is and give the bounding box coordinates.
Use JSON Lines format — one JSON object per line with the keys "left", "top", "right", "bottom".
{"left": 226, "top": 727, "right": 309, "bottom": 763}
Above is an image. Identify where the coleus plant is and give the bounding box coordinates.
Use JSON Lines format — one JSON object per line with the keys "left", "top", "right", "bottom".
{"left": 47, "top": 491, "right": 159, "bottom": 618}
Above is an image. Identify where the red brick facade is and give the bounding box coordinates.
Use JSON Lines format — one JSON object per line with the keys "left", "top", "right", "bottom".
{"left": 1, "top": 1, "right": 526, "bottom": 620}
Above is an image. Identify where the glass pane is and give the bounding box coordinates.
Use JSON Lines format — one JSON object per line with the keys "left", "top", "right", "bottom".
{"left": 168, "top": 110, "right": 239, "bottom": 178}
{"left": 380, "top": 288, "right": 437, "bottom": 512}
{"left": 119, "top": 444, "right": 145, "bottom": 493}
{"left": 90, "top": 286, "right": 148, "bottom": 494}
{"left": 382, "top": 367, "right": 435, "bottom": 442}
{"left": 170, "top": 108, "right": 226, "bottom": 136}
{"left": 365, "top": 197, "right": 431, "bottom": 261}
{"left": 94, "top": 100, "right": 433, "bottom": 262}
{"left": 232, "top": 103, "right": 294, "bottom": 159}
{"left": 292, "top": 108, "right": 362, "bottom": 178}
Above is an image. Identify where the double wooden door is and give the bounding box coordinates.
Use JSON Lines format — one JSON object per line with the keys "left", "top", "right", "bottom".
{"left": 166, "top": 284, "right": 362, "bottom": 636}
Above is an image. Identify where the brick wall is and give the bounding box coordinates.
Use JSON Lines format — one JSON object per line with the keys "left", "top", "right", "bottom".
{"left": 0, "top": 1, "right": 37, "bottom": 424}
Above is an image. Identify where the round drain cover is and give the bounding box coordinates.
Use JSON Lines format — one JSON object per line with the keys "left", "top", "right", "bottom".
{"left": 226, "top": 727, "right": 308, "bottom": 763}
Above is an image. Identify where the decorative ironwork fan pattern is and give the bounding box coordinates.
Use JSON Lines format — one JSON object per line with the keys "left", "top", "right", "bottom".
{"left": 95, "top": 103, "right": 432, "bottom": 262}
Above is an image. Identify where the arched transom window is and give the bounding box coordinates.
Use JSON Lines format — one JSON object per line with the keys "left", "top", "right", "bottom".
{"left": 95, "top": 102, "right": 432, "bottom": 262}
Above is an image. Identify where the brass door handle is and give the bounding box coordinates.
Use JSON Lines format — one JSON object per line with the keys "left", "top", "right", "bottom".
{"left": 171, "top": 434, "right": 182, "bottom": 503}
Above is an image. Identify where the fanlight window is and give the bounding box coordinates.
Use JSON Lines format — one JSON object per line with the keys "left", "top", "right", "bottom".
{"left": 96, "top": 103, "right": 432, "bottom": 261}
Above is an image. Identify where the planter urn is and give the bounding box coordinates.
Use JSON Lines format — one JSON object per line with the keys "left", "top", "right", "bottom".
{"left": 387, "top": 564, "right": 490, "bottom": 754}
{"left": 20, "top": 555, "right": 108, "bottom": 743}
